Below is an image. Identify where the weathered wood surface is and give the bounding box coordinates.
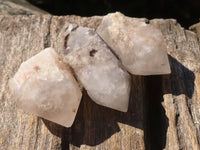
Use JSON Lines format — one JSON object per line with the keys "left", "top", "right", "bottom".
{"left": 0, "top": 15, "right": 199, "bottom": 150}
{"left": 150, "top": 19, "right": 200, "bottom": 150}
{"left": 0, "top": 0, "right": 49, "bottom": 15}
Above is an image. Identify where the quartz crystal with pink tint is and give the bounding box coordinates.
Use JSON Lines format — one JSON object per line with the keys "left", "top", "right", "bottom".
{"left": 97, "top": 12, "right": 171, "bottom": 75}
{"left": 9, "top": 48, "right": 82, "bottom": 127}
{"left": 65, "top": 26, "right": 131, "bottom": 112}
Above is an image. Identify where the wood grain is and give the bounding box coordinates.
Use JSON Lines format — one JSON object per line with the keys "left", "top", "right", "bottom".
{"left": 0, "top": 15, "right": 199, "bottom": 150}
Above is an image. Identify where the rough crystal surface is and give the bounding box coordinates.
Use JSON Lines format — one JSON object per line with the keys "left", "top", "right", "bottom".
{"left": 96, "top": 12, "right": 171, "bottom": 75}
{"left": 9, "top": 48, "right": 82, "bottom": 127}
{"left": 65, "top": 26, "right": 131, "bottom": 112}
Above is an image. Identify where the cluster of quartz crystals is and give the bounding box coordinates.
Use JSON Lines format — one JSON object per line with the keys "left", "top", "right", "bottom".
{"left": 9, "top": 12, "right": 171, "bottom": 128}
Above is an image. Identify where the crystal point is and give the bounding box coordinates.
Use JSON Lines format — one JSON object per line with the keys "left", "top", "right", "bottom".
{"left": 65, "top": 26, "right": 131, "bottom": 112}
{"left": 9, "top": 48, "right": 82, "bottom": 127}
{"left": 96, "top": 12, "right": 171, "bottom": 75}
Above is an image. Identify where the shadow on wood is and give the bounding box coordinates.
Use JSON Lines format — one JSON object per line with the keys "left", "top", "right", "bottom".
{"left": 145, "top": 55, "right": 195, "bottom": 149}
{"left": 42, "top": 55, "right": 195, "bottom": 150}
{"left": 43, "top": 84, "right": 145, "bottom": 148}
{"left": 145, "top": 74, "right": 169, "bottom": 150}
{"left": 42, "top": 75, "right": 146, "bottom": 149}
{"left": 164, "top": 55, "right": 195, "bottom": 99}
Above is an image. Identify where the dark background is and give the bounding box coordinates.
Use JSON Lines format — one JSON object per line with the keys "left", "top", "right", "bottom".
{"left": 27, "top": 0, "right": 200, "bottom": 28}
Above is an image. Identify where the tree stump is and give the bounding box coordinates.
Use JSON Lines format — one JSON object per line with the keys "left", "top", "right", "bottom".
{"left": 0, "top": 15, "right": 199, "bottom": 150}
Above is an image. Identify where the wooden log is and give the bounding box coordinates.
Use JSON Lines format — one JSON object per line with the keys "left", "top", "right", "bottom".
{"left": 150, "top": 19, "right": 200, "bottom": 150}
{"left": 0, "top": 0, "right": 49, "bottom": 15}
{"left": 0, "top": 15, "right": 199, "bottom": 150}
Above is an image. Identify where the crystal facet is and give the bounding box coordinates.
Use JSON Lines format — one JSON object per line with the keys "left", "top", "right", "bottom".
{"left": 96, "top": 12, "right": 171, "bottom": 75}
{"left": 9, "top": 48, "right": 82, "bottom": 127}
{"left": 65, "top": 26, "right": 131, "bottom": 112}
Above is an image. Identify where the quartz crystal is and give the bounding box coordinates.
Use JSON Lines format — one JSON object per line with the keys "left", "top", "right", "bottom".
{"left": 96, "top": 12, "right": 171, "bottom": 75}
{"left": 9, "top": 48, "right": 82, "bottom": 127}
{"left": 65, "top": 26, "right": 131, "bottom": 112}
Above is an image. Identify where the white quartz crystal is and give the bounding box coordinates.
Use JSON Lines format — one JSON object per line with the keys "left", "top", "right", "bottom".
{"left": 96, "top": 12, "right": 171, "bottom": 75}
{"left": 9, "top": 48, "right": 82, "bottom": 127}
{"left": 65, "top": 26, "right": 131, "bottom": 112}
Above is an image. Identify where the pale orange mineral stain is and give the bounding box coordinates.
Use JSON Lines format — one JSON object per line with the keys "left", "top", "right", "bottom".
{"left": 72, "top": 108, "right": 76, "bottom": 113}
{"left": 33, "top": 66, "right": 40, "bottom": 72}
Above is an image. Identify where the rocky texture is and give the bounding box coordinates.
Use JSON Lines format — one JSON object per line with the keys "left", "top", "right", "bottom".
{"left": 0, "top": 14, "right": 199, "bottom": 150}
{"left": 0, "top": 0, "right": 49, "bottom": 15}
{"left": 189, "top": 22, "right": 200, "bottom": 39}
{"left": 64, "top": 26, "right": 131, "bottom": 112}
{"left": 9, "top": 47, "right": 82, "bottom": 127}
{"left": 149, "top": 19, "right": 200, "bottom": 150}
{"left": 97, "top": 12, "right": 171, "bottom": 75}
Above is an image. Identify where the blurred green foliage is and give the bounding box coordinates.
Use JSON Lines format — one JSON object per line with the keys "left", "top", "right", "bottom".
{"left": 27, "top": 0, "right": 200, "bottom": 28}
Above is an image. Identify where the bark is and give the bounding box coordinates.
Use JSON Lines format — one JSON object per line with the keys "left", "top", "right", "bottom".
{"left": 0, "top": 15, "right": 199, "bottom": 150}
